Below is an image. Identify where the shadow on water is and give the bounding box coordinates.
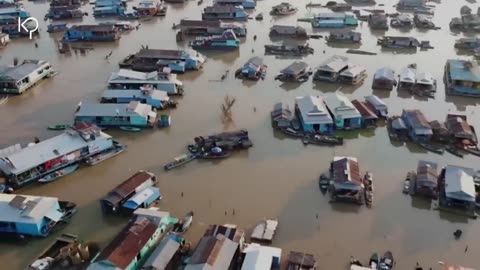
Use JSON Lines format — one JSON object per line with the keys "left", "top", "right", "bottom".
{"left": 380, "top": 47, "right": 418, "bottom": 55}
{"left": 329, "top": 202, "right": 363, "bottom": 213}
{"left": 410, "top": 196, "right": 432, "bottom": 210}
{"left": 444, "top": 95, "right": 480, "bottom": 112}
{"left": 313, "top": 81, "right": 361, "bottom": 94}
{"left": 438, "top": 210, "right": 470, "bottom": 224}
{"left": 325, "top": 42, "right": 361, "bottom": 50}
{"left": 279, "top": 81, "right": 306, "bottom": 91}
{"left": 368, "top": 29, "right": 388, "bottom": 37}
{"left": 372, "top": 89, "right": 392, "bottom": 99}
{"left": 201, "top": 50, "right": 240, "bottom": 64}
{"left": 396, "top": 88, "right": 429, "bottom": 102}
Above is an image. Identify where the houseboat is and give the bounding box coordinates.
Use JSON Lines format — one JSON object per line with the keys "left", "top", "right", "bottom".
{"left": 454, "top": 38, "right": 480, "bottom": 51}
{"left": 179, "top": 19, "right": 247, "bottom": 37}
{"left": 269, "top": 25, "right": 307, "bottom": 39}
{"left": 214, "top": 0, "right": 255, "bottom": 9}
{"left": 264, "top": 43, "right": 314, "bottom": 56}
{"left": 0, "top": 123, "right": 118, "bottom": 188}
{"left": 372, "top": 67, "right": 396, "bottom": 90}
{"left": 352, "top": 100, "right": 378, "bottom": 128}
{"left": 398, "top": 66, "right": 416, "bottom": 91}
{"left": 47, "top": 23, "right": 69, "bottom": 33}
{"left": 99, "top": 171, "right": 157, "bottom": 214}
{"left": 50, "top": 0, "right": 81, "bottom": 8}
{"left": 438, "top": 165, "right": 477, "bottom": 215}
{"left": 190, "top": 29, "right": 239, "bottom": 50}
{"left": 93, "top": 6, "right": 125, "bottom": 17}
{"left": 338, "top": 65, "right": 367, "bottom": 85}
{"left": 0, "top": 7, "right": 30, "bottom": 21}
{"left": 313, "top": 55, "right": 366, "bottom": 85}
{"left": 108, "top": 69, "right": 184, "bottom": 95}
{"left": 119, "top": 48, "right": 205, "bottom": 72}
{"left": 390, "top": 13, "right": 414, "bottom": 28}
{"left": 415, "top": 160, "right": 438, "bottom": 198}
{"left": 242, "top": 244, "right": 281, "bottom": 270}
{"left": 414, "top": 14, "right": 436, "bottom": 29}
{"left": 74, "top": 101, "right": 158, "bottom": 128}
{"left": 275, "top": 61, "right": 312, "bottom": 82}
{"left": 401, "top": 109, "right": 433, "bottom": 141}
{"left": 365, "top": 95, "right": 388, "bottom": 117}
{"left": 0, "top": 194, "right": 76, "bottom": 237}
{"left": 326, "top": 30, "right": 361, "bottom": 43}
{"left": 0, "top": 33, "right": 9, "bottom": 47}
{"left": 368, "top": 13, "right": 388, "bottom": 30}
{"left": 101, "top": 88, "right": 176, "bottom": 109}
{"left": 286, "top": 251, "right": 316, "bottom": 270}
{"left": 312, "top": 13, "right": 358, "bottom": 28}
{"left": 45, "top": 7, "right": 85, "bottom": 20}
{"left": 63, "top": 25, "right": 120, "bottom": 42}
{"left": 270, "top": 3, "right": 297, "bottom": 16}
{"left": 378, "top": 36, "right": 419, "bottom": 49}
{"left": 0, "top": 60, "right": 54, "bottom": 94}
{"left": 294, "top": 96, "right": 334, "bottom": 134}
{"left": 135, "top": 0, "right": 167, "bottom": 16}
{"left": 330, "top": 156, "right": 364, "bottom": 204}
{"left": 202, "top": 5, "right": 248, "bottom": 21}
{"left": 235, "top": 57, "right": 267, "bottom": 80}
{"left": 324, "top": 93, "right": 362, "bottom": 130}
{"left": 444, "top": 59, "right": 480, "bottom": 97}
{"left": 414, "top": 72, "right": 436, "bottom": 97}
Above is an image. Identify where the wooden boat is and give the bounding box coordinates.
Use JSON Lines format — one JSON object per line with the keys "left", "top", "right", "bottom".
{"left": 58, "top": 201, "right": 78, "bottom": 224}
{"left": 199, "top": 149, "right": 232, "bottom": 159}
{"left": 119, "top": 54, "right": 135, "bottom": 68}
{"left": 446, "top": 145, "right": 464, "bottom": 158}
{"left": 164, "top": 154, "right": 197, "bottom": 171}
{"left": 369, "top": 253, "right": 380, "bottom": 270}
{"left": 38, "top": 164, "right": 79, "bottom": 183}
{"left": 172, "top": 211, "right": 194, "bottom": 235}
{"left": 28, "top": 233, "right": 78, "bottom": 270}
{"left": 47, "top": 124, "right": 71, "bottom": 130}
{"left": 282, "top": 128, "right": 304, "bottom": 138}
{"left": 464, "top": 147, "right": 480, "bottom": 157}
{"left": 119, "top": 126, "right": 142, "bottom": 132}
{"left": 346, "top": 49, "right": 377, "bottom": 55}
{"left": 85, "top": 143, "right": 127, "bottom": 166}
{"left": 380, "top": 251, "right": 394, "bottom": 269}
{"left": 416, "top": 141, "right": 445, "bottom": 154}
{"left": 403, "top": 172, "right": 412, "bottom": 194}
{"left": 302, "top": 134, "right": 343, "bottom": 145}
{"left": 363, "top": 172, "right": 373, "bottom": 207}
{"left": 255, "top": 13, "right": 263, "bottom": 20}
{"left": 319, "top": 173, "right": 330, "bottom": 191}
{"left": 0, "top": 95, "right": 8, "bottom": 105}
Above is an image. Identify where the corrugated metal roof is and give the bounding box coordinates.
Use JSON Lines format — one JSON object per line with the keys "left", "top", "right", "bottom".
{"left": 323, "top": 93, "right": 361, "bottom": 120}
{"left": 331, "top": 156, "right": 362, "bottom": 185}
{"left": 92, "top": 217, "right": 158, "bottom": 269}
{"left": 244, "top": 57, "right": 264, "bottom": 69}
{"left": 351, "top": 100, "right": 377, "bottom": 119}
{"left": 187, "top": 234, "right": 238, "bottom": 270}
{"left": 180, "top": 19, "right": 221, "bottom": 28}
{"left": 287, "top": 251, "right": 316, "bottom": 268}
{"left": 446, "top": 114, "right": 474, "bottom": 139}
{"left": 399, "top": 67, "right": 416, "bottom": 83}
{"left": 204, "top": 5, "right": 241, "bottom": 13}
{"left": 402, "top": 109, "right": 432, "bottom": 130}
{"left": 0, "top": 194, "right": 60, "bottom": 224}
{"left": 75, "top": 101, "right": 153, "bottom": 118}
{"left": 123, "top": 186, "right": 160, "bottom": 209}
{"left": 340, "top": 65, "right": 365, "bottom": 77}
{"left": 70, "top": 24, "right": 116, "bottom": 32}
{"left": 102, "top": 89, "right": 169, "bottom": 101}
{"left": 445, "top": 165, "right": 476, "bottom": 202}
{"left": 316, "top": 55, "right": 348, "bottom": 73}
{"left": 295, "top": 96, "right": 333, "bottom": 125}
{"left": 0, "top": 128, "right": 111, "bottom": 175}
{"left": 0, "top": 60, "right": 49, "bottom": 81}
{"left": 142, "top": 238, "right": 180, "bottom": 269}
{"left": 373, "top": 67, "right": 395, "bottom": 81}
{"left": 365, "top": 95, "right": 387, "bottom": 110}
{"left": 204, "top": 224, "right": 244, "bottom": 242}
{"left": 447, "top": 60, "right": 480, "bottom": 83}
{"left": 111, "top": 69, "right": 158, "bottom": 80}
{"left": 415, "top": 72, "right": 434, "bottom": 85}
{"left": 241, "top": 244, "right": 281, "bottom": 270}
{"left": 281, "top": 61, "right": 308, "bottom": 75}
{"left": 101, "top": 171, "right": 155, "bottom": 205}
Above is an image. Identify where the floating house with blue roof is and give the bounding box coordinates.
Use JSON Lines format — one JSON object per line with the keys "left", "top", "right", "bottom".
{"left": 101, "top": 89, "right": 171, "bottom": 109}
{"left": 295, "top": 96, "right": 334, "bottom": 134}
{"left": 312, "top": 13, "right": 358, "bottom": 28}
{"left": 202, "top": 5, "right": 248, "bottom": 21}
{"left": 74, "top": 101, "right": 158, "bottom": 128}
{"left": 0, "top": 60, "right": 54, "bottom": 94}
{"left": 215, "top": 0, "right": 255, "bottom": 9}
{"left": 401, "top": 109, "right": 433, "bottom": 141}
{"left": 122, "top": 186, "right": 161, "bottom": 212}
{"left": 0, "top": 123, "right": 116, "bottom": 188}
{"left": 445, "top": 59, "right": 480, "bottom": 97}
{"left": 64, "top": 24, "right": 120, "bottom": 42}
{"left": 0, "top": 194, "right": 74, "bottom": 237}
{"left": 0, "top": 7, "right": 30, "bottom": 21}
{"left": 323, "top": 93, "right": 361, "bottom": 130}
{"left": 93, "top": 0, "right": 125, "bottom": 17}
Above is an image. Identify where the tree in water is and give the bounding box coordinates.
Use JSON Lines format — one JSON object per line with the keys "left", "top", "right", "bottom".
{"left": 221, "top": 95, "right": 236, "bottom": 123}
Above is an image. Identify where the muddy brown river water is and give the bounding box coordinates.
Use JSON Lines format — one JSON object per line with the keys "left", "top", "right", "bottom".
{"left": 1, "top": 0, "right": 480, "bottom": 269}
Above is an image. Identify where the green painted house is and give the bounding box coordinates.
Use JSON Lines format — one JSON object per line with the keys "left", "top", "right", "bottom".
{"left": 87, "top": 213, "right": 172, "bottom": 270}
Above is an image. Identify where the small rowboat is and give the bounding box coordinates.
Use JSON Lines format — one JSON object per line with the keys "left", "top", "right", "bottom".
{"left": 47, "top": 124, "right": 70, "bottom": 130}
{"left": 119, "top": 126, "right": 142, "bottom": 132}
{"left": 38, "top": 164, "right": 79, "bottom": 183}
{"left": 172, "top": 211, "right": 194, "bottom": 235}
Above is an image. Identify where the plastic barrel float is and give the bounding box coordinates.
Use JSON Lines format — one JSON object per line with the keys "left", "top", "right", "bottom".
{"left": 158, "top": 115, "right": 171, "bottom": 128}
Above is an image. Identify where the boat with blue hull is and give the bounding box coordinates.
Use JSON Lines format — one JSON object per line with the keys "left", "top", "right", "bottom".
{"left": 190, "top": 29, "right": 239, "bottom": 50}
{"left": 38, "top": 164, "right": 79, "bottom": 183}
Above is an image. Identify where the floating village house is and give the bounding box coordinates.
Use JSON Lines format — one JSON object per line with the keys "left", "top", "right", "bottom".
{"left": 87, "top": 216, "right": 166, "bottom": 270}
{"left": 429, "top": 120, "right": 449, "bottom": 142}
{"left": 121, "top": 49, "right": 205, "bottom": 73}
{"left": 236, "top": 57, "right": 266, "bottom": 80}
{"left": 0, "top": 33, "right": 9, "bottom": 47}
{"left": 141, "top": 236, "right": 181, "bottom": 270}
{"left": 351, "top": 99, "right": 378, "bottom": 128}
{"left": 93, "top": 0, "right": 125, "bottom": 17}
{"left": 444, "top": 59, "right": 480, "bottom": 97}
{"left": 202, "top": 5, "right": 248, "bottom": 21}
{"left": 398, "top": 0, "right": 426, "bottom": 8}
{"left": 326, "top": 30, "right": 361, "bottom": 43}
{"left": 441, "top": 165, "right": 476, "bottom": 211}
{"left": 372, "top": 67, "right": 396, "bottom": 90}
{"left": 0, "top": 60, "right": 53, "bottom": 94}
{"left": 269, "top": 25, "right": 307, "bottom": 39}
{"left": 401, "top": 109, "right": 433, "bottom": 141}
{"left": 286, "top": 251, "right": 316, "bottom": 270}
{"left": 100, "top": 171, "right": 158, "bottom": 214}
{"left": 368, "top": 13, "right": 389, "bottom": 30}
{"left": 330, "top": 157, "right": 364, "bottom": 204}
{"left": 185, "top": 234, "right": 238, "bottom": 270}
{"left": 398, "top": 67, "right": 416, "bottom": 91}
{"left": 324, "top": 93, "right": 362, "bottom": 130}
{"left": 0, "top": 194, "right": 71, "bottom": 237}
{"left": 276, "top": 61, "right": 311, "bottom": 82}
{"left": 179, "top": 20, "right": 247, "bottom": 37}
{"left": 295, "top": 96, "right": 334, "bottom": 134}
{"left": 415, "top": 161, "right": 438, "bottom": 198}
{"left": 214, "top": 0, "right": 255, "bottom": 9}
{"left": 312, "top": 13, "right": 358, "bottom": 28}
{"left": 271, "top": 102, "right": 293, "bottom": 129}
{"left": 365, "top": 95, "right": 388, "bottom": 117}
{"left": 0, "top": 123, "right": 115, "bottom": 188}
{"left": 445, "top": 114, "right": 477, "bottom": 146}
{"left": 108, "top": 69, "right": 183, "bottom": 95}
{"left": 241, "top": 243, "right": 281, "bottom": 270}
{"left": 0, "top": 7, "right": 30, "bottom": 21}
{"left": 63, "top": 25, "right": 120, "bottom": 42}
{"left": 75, "top": 101, "right": 158, "bottom": 128}
{"left": 313, "top": 56, "right": 366, "bottom": 85}
{"left": 101, "top": 89, "right": 171, "bottom": 110}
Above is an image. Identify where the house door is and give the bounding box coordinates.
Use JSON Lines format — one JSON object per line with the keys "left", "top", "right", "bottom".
{"left": 344, "top": 118, "right": 351, "bottom": 128}
{"left": 313, "top": 124, "right": 320, "bottom": 132}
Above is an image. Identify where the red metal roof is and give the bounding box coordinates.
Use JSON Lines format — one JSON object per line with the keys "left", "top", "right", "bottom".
{"left": 101, "top": 171, "right": 155, "bottom": 205}
{"left": 351, "top": 100, "right": 378, "bottom": 119}
{"left": 331, "top": 157, "right": 362, "bottom": 184}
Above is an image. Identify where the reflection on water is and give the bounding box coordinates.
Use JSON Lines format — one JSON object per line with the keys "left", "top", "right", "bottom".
{"left": 0, "top": 0, "right": 480, "bottom": 269}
